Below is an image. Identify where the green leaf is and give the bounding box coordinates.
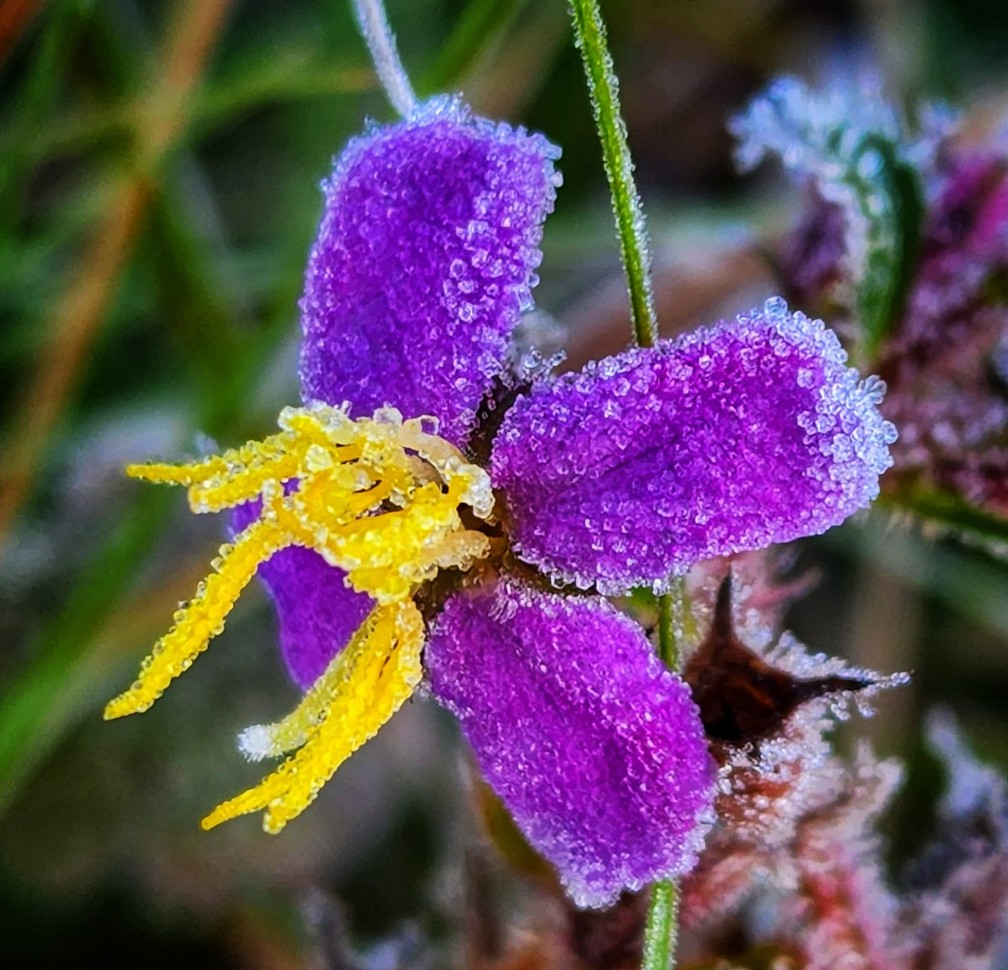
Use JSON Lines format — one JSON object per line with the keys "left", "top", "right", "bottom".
{"left": 885, "top": 487, "right": 1008, "bottom": 548}
{"left": 418, "top": 0, "right": 529, "bottom": 95}
{"left": 731, "top": 77, "right": 933, "bottom": 358}
{"left": 848, "top": 135, "right": 924, "bottom": 355}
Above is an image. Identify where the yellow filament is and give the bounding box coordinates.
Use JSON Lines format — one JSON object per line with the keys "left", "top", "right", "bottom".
{"left": 104, "top": 516, "right": 286, "bottom": 719}
{"left": 126, "top": 428, "right": 301, "bottom": 487}
{"left": 201, "top": 599, "right": 424, "bottom": 833}
{"left": 236, "top": 611, "right": 384, "bottom": 761}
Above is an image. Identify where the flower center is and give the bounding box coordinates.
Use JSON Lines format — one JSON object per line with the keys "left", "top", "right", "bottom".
{"left": 104, "top": 403, "right": 495, "bottom": 832}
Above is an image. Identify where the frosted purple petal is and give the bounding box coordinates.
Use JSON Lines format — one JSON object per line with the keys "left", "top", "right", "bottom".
{"left": 299, "top": 97, "right": 560, "bottom": 447}
{"left": 426, "top": 577, "right": 715, "bottom": 908}
{"left": 232, "top": 501, "right": 371, "bottom": 689}
{"left": 492, "top": 298, "right": 896, "bottom": 594}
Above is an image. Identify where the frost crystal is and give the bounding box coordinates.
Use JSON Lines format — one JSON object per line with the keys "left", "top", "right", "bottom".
{"left": 731, "top": 76, "right": 939, "bottom": 349}
{"left": 427, "top": 577, "right": 716, "bottom": 909}
{"left": 493, "top": 298, "right": 896, "bottom": 594}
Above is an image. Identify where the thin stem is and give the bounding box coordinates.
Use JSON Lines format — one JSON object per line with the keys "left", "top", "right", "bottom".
{"left": 656, "top": 583, "right": 677, "bottom": 670}
{"left": 568, "top": 2, "right": 679, "bottom": 966}
{"left": 642, "top": 881, "right": 679, "bottom": 970}
{"left": 648, "top": 580, "right": 684, "bottom": 969}
{"left": 567, "top": 0, "right": 657, "bottom": 347}
{"left": 350, "top": 0, "right": 418, "bottom": 118}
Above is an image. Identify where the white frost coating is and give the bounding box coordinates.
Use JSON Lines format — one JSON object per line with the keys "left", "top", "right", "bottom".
{"left": 351, "top": 0, "right": 418, "bottom": 118}
{"left": 729, "top": 77, "right": 954, "bottom": 315}
{"left": 927, "top": 708, "right": 1008, "bottom": 821}
{"left": 731, "top": 75, "right": 900, "bottom": 176}
{"left": 764, "top": 297, "right": 898, "bottom": 487}
{"left": 238, "top": 723, "right": 279, "bottom": 762}
{"left": 732, "top": 77, "right": 895, "bottom": 302}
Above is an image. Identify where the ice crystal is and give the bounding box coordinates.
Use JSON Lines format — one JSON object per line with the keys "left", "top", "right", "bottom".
{"left": 732, "top": 76, "right": 934, "bottom": 349}
{"left": 778, "top": 138, "right": 1008, "bottom": 518}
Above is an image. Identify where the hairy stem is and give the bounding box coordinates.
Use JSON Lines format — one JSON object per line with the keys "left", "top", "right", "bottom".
{"left": 567, "top": 0, "right": 657, "bottom": 348}
{"left": 642, "top": 880, "right": 679, "bottom": 970}
{"left": 568, "top": 2, "right": 679, "bottom": 966}
{"left": 350, "top": 0, "right": 418, "bottom": 117}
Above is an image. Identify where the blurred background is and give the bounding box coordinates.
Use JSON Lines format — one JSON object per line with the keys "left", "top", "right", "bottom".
{"left": 2, "top": 0, "right": 1008, "bottom": 966}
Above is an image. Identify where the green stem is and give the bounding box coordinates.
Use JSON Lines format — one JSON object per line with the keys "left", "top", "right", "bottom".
{"left": 646, "top": 580, "right": 684, "bottom": 968}
{"left": 656, "top": 583, "right": 678, "bottom": 669}
{"left": 568, "top": 2, "right": 679, "bottom": 965}
{"left": 642, "top": 881, "right": 679, "bottom": 970}
{"left": 567, "top": 0, "right": 657, "bottom": 348}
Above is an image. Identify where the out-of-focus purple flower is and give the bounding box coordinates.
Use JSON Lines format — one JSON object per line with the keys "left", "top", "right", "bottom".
{"left": 778, "top": 146, "right": 1008, "bottom": 518}
{"left": 114, "top": 97, "right": 897, "bottom": 909}
{"left": 881, "top": 153, "right": 1008, "bottom": 514}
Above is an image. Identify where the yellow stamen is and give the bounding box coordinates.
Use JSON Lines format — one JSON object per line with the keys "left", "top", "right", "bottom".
{"left": 104, "top": 516, "right": 287, "bottom": 719}
{"left": 236, "top": 609, "right": 386, "bottom": 762}
{"left": 110, "top": 403, "right": 496, "bottom": 829}
{"left": 201, "top": 599, "right": 424, "bottom": 833}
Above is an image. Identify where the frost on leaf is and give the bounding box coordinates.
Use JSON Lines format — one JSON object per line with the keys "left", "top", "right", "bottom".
{"left": 779, "top": 144, "right": 1008, "bottom": 523}
{"left": 731, "top": 75, "right": 940, "bottom": 351}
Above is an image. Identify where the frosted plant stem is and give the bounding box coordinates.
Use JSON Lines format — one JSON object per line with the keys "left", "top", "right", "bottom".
{"left": 645, "top": 580, "right": 684, "bottom": 970}
{"left": 568, "top": 0, "right": 658, "bottom": 348}
{"left": 351, "top": 0, "right": 418, "bottom": 117}
{"left": 656, "top": 581, "right": 682, "bottom": 670}
{"left": 568, "top": 2, "right": 678, "bottom": 966}
{"left": 643, "top": 880, "right": 679, "bottom": 970}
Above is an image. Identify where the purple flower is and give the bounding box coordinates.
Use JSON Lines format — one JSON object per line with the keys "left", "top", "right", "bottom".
{"left": 108, "top": 98, "right": 896, "bottom": 909}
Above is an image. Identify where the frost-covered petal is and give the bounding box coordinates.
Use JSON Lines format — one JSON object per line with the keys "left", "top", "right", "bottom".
{"left": 492, "top": 298, "right": 896, "bottom": 594}
{"left": 299, "top": 97, "right": 560, "bottom": 447}
{"left": 426, "top": 577, "right": 715, "bottom": 908}
{"left": 232, "top": 502, "right": 371, "bottom": 689}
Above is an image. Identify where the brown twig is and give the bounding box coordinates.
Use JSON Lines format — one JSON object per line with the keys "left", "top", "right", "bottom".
{"left": 0, "top": 0, "right": 43, "bottom": 68}
{"left": 0, "top": 0, "right": 234, "bottom": 542}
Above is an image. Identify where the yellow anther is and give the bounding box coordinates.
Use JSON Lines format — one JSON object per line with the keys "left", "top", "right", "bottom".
{"left": 110, "top": 403, "right": 497, "bottom": 830}
{"left": 201, "top": 599, "right": 424, "bottom": 833}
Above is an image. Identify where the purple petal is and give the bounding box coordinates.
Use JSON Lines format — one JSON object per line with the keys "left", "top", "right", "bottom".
{"left": 232, "top": 501, "right": 372, "bottom": 689}
{"left": 426, "top": 577, "right": 715, "bottom": 908}
{"left": 299, "top": 98, "right": 560, "bottom": 447}
{"left": 492, "top": 298, "right": 897, "bottom": 594}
